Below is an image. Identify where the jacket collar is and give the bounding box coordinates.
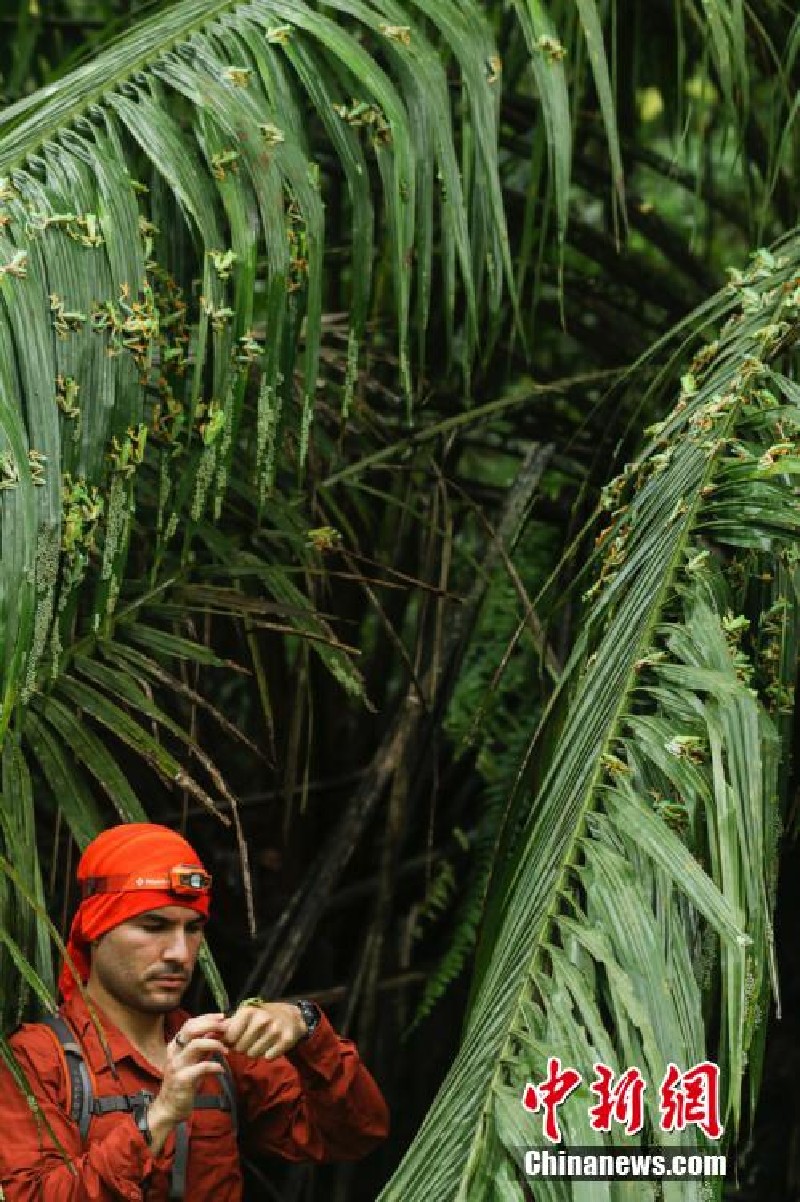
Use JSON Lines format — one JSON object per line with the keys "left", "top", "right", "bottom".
{"left": 61, "top": 988, "right": 188, "bottom": 1080}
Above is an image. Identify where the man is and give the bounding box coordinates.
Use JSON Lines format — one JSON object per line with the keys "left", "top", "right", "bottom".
{"left": 0, "top": 823, "right": 389, "bottom": 1201}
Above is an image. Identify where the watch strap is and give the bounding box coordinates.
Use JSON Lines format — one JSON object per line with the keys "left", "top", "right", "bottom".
{"left": 295, "top": 999, "right": 321, "bottom": 1039}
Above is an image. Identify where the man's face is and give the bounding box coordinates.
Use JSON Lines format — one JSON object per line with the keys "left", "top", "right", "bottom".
{"left": 89, "top": 905, "right": 207, "bottom": 1013}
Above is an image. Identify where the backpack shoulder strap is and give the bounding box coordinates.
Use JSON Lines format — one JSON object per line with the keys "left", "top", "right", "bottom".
{"left": 41, "top": 1014, "right": 94, "bottom": 1142}
{"left": 39, "top": 1015, "right": 238, "bottom": 1197}
{"left": 217, "top": 1054, "right": 238, "bottom": 1138}
{"left": 193, "top": 1055, "right": 238, "bottom": 1137}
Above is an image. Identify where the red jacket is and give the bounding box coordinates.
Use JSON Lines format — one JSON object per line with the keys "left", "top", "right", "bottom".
{"left": 0, "top": 991, "right": 389, "bottom": 1201}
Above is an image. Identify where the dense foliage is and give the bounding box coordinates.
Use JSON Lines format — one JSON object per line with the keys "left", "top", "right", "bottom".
{"left": 1, "top": 2, "right": 799, "bottom": 1200}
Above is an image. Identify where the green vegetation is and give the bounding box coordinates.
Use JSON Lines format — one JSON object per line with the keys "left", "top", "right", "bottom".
{"left": 1, "top": 2, "right": 800, "bottom": 1199}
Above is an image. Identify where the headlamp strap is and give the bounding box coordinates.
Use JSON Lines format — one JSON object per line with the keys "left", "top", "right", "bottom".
{"left": 81, "top": 866, "right": 211, "bottom": 900}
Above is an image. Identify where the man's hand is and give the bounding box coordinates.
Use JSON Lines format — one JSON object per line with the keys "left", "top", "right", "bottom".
{"left": 146, "top": 1013, "right": 229, "bottom": 1154}
{"left": 220, "top": 1001, "right": 309, "bottom": 1060}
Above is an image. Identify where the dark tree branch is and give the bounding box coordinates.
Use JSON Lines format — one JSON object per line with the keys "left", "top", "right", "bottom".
{"left": 239, "top": 444, "right": 556, "bottom": 999}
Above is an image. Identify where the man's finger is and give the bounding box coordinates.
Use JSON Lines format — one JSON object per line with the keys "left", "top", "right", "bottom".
{"left": 263, "top": 1042, "right": 290, "bottom": 1062}
{"left": 234, "top": 1026, "right": 276, "bottom": 1057}
{"left": 176, "top": 1060, "right": 227, "bottom": 1084}
{"left": 178, "top": 1012, "right": 227, "bottom": 1040}
{"left": 246, "top": 1032, "right": 283, "bottom": 1058}
{"left": 221, "top": 1007, "right": 259, "bottom": 1046}
{"left": 224, "top": 1012, "right": 281, "bottom": 1055}
{"left": 173, "top": 1036, "right": 229, "bottom": 1059}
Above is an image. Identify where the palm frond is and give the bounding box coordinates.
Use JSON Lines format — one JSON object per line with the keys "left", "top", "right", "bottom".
{"left": 0, "top": 0, "right": 517, "bottom": 734}
{"left": 379, "top": 243, "right": 800, "bottom": 1200}
{"left": 0, "top": 737, "right": 54, "bottom": 1027}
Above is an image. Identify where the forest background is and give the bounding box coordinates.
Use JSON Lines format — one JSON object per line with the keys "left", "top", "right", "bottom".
{"left": 1, "top": 1, "right": 799, "bottom": 1200}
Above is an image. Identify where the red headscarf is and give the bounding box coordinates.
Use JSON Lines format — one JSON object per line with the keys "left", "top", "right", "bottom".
{"left": 59, "top": 823, "right": 211, "bottom": 1000}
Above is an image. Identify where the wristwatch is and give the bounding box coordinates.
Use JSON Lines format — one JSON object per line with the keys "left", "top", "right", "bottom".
{"left": 295, "top": 999, "right": 321, "bottom": 1040}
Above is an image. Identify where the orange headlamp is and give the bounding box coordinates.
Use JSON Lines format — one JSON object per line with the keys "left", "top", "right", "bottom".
{"left": 81, "top": 864, "right": 212, "bottom": 900}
